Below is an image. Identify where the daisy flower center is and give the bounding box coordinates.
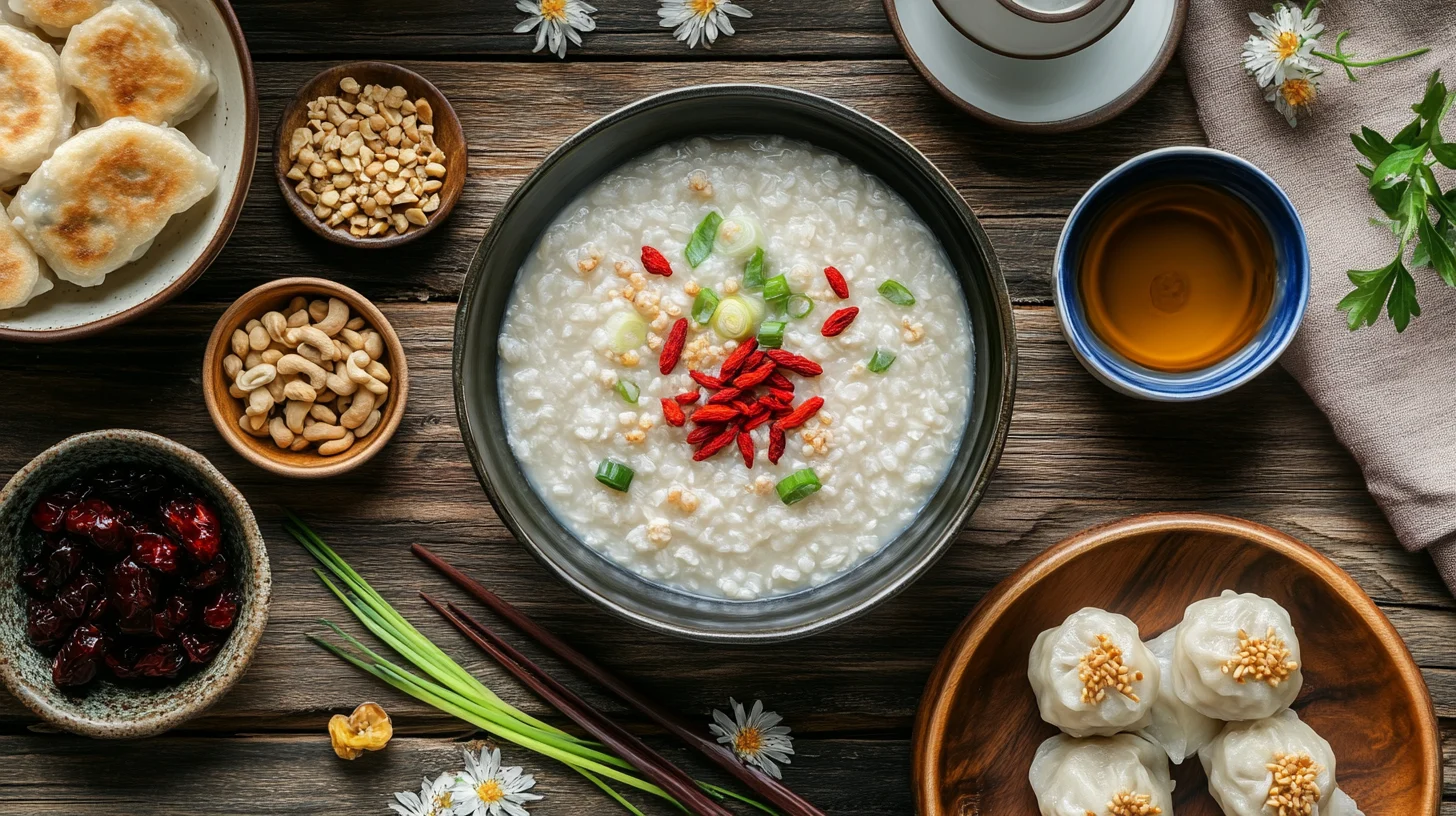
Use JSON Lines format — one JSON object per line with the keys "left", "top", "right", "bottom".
{"left": 1280, "top": 78, "right": 1317, "bottom": 108}
{"left": 432, "top": 792, "right": 454, "bottom": 812}
{"left": 689, "top": 0, "right": 718, "bottom": 16}
{"left": 476, "top": 780, "right": 506, "bottom": 804}
{"left": 733, "top": 726, "right": 764, "bottom": 755}
{"left": 540, "top": 0, "right": 568, "bottom": 22}
{"left": 1274, "top": 30, "right": 1301, "bottom": 59}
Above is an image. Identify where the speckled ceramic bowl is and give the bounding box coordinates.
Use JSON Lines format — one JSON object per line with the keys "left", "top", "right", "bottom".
{"left": 0, "top": 430, "right": 270, "bottom": 738}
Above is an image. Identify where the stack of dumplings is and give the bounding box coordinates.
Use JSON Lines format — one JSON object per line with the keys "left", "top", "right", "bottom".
{"left": 1026, "top": 592, "right": 1364, "bottom": 816}
{"left": 0, "top": 0, "right": 218, "bottom": 312}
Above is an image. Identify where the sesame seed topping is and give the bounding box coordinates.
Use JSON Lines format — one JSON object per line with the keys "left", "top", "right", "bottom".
{"left": 1222, "top": 626, "right": 1299, "bottom": 686}
{"left": 1101, "top": 790, "right": 1162, "bottom": 816}
{"left": 1264, "top": 752, "right": 1323, "bottom": 816}
{"left": 1077, "top": 633, "right": 1144, "bottom": 704}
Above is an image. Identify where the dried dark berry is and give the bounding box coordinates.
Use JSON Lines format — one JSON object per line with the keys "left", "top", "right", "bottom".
{"left": 178, "top": 630, "right": 221, "bottom": 665}
{"left": 52, "top": 623, "right": 106, "bottom": 687}
{"left": 151, "top": 595, "right": 192, "bottom": 640}
{"left": 134, "top": 642, "right": 184, "bottom": 679}
{"left": 90, "top": 467, "right": 169, "bottom": 505}
{"left": 31, "top": 491, "right": 82, "bottom": 534}
{"left": 53, "top": 568, "right": 102, "bottom": 620}
{"left": 26, "top": 599, "right": 70, "bottom": 648}
{"left": 161, "top": 497, "right": 222, "bottom": 563}
{"left": 66, "top": 499, "right": 126, "bottom": 553}
{"left": 131, "top": 532, "right": 182, "bottom": 575}
{"left": 20, "top": 559, "right": 54, "bottom": 597}
{"left": 201, "top": 590, "right": 240, "bottom": 631}
{"left": 183, "top": 555, "right": 228, "bottom": 591}
{"left": 118, "top": 608, "right": 155, "bottom": 636}
{"left": 44, "top": 539, "right": 86, "bottom": 589}
{"left": 105, "top": 647, "right": 144, "bottom": 680}
{"left": 106, "top": 557, "right": 157, "bottom": 619}
{"left": 86, "top": 595, "right": 111, "bottom": 623}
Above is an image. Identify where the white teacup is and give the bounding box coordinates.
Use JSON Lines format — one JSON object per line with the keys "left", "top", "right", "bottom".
{"left": 932, "top": 0, "right": 1135, "bottom": 58}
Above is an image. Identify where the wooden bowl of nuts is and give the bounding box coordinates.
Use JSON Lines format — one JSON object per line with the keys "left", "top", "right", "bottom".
{"left": 202, "top": 278, "right": 409, "bottom": 478}
{"left": 273, "top": 61, "right": 466, "bottom": 247}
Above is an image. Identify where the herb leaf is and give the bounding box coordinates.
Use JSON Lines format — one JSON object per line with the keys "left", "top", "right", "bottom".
{"left": 1393, "top": 117, "right": 1425, "bottom": 148}
{"left": 1388, "top": 258, "right": 1421, "bottom": 331}
{"left": 1399, "top": 183, "right": 1428, "bottom": 242}
{"left": 1419, "top": 212, "right": 1456, "bottom": 286}
{"left": 1371, "top": 146, "right": 1423, "bottom": 188}
{"left": 1339, "top": 261, "right": 1401, "bottom": 330}
{"left": 686, "top": 211, "right": 722, "bottom": 268}
{"left": 1355, "top": 127, "right": 1397, "bottom": 163}
{"left": 1432, "top": 142, "right": 1456, "bottom": 169}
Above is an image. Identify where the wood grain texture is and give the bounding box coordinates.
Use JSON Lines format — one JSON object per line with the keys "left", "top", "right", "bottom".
{"left": 916, "top": 514, "right": 1440, "bottom": 816}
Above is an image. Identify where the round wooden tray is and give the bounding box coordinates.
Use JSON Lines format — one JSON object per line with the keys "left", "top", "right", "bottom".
{"left": 913, "top": 512, "right": 1440, "bottom": 816}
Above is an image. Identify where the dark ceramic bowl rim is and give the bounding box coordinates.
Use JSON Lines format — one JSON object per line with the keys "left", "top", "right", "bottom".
{"left": 1053, "top": 146, "right": 1310, "bottom": 401}
{"left": 453, "top": 84, "right": 1017, "bottom": 642}
{"left": 0, "top": 430, "right": 271, "bottom": 738}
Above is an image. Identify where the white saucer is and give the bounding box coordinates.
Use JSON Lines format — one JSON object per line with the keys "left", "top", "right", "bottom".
{"left": 885, "top": 0, "right": 1187, "bottom": 132}
{"left": 933, "top": 0, "right": 1134, "bottom": 59}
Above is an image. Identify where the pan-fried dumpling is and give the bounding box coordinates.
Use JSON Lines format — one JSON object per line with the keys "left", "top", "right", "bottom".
{"left": 59, "top": 0, "right": 215, "bottom": 126}
{"left": 0, "top": 23, "right": 76, "bottom": 186}
{"left": 0, "top": 193, "right": 52, "bottom": 309}
{"left": 1139, "top": 626, "right": 1222, "bottom": 764}
{"left": 1326, "top": 789, "right": 1364, "bottom": 816}
{"left": 1028, "top": 608, "right": 1160, "bottom": 737}
{"left": 1029, "top": 733, "right": 1174, "bottom": 816}
{"left": 1173, "top": 590, "right": 1302, "bottom": 721}
{"left": 6, "top": 0, "right": 110, "bottom": 37}
{"left": 9, "top": 116, "right": 218, "bottom": 286}
{"left": 1200, "top": 709, "right": 1347, "bottom": 816}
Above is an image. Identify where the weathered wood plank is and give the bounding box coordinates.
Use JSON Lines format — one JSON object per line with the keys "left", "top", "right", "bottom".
{"left": 1, "top": 305, "right": 1448, "bottom": 738}
{"left": 181, "top": 60, "right": 1202, "bottom": 308}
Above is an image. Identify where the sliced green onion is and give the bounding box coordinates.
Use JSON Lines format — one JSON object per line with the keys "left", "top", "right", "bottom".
{"left": 716, "top": 213, "right": 762, "bottom": 258}
{"left": 691, "top": 288, "right": 720, "bottom": 325}
{"left": 595, "top": 460, "right": 634, "bottom": 492}
{"left": 757, "top": 320, "right": 786, "bottom": 349}
{"left": 742, "top": 247, "right": 765, "bottom": 290}
{"left": 867, "top": 348, "right": 896, "bottom": 373}
{"left": 710, "top": 295, "right": 759, "bottom": 341}
{"left": 786, "top": 294, "right": 814, "bottom": 319}
{"left": 614, "top": 379, "right": 639, "bottom": 404}
{"left": 878, "top": 279, "right": 916, "bottom": 306}
{"left": 685, "top": 211, "right": 722, "bottom": 268}
{"left": 776, "top": 468, "right": 822, "bottom": 506}
{"left": 603, "top": 311, "right": 647, "bottom": 354}
{"left": 762, "top": 274, "right": 790, "bottom": 304}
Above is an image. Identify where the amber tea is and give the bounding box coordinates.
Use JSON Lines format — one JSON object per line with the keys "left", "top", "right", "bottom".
{"left": 1078, "top": 183, "right": 1275, "bottom": 373}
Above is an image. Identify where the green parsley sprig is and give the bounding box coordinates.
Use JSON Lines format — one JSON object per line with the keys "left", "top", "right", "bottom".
{"left": 1340, "top": 70, "right": 1456, "bottom": 332}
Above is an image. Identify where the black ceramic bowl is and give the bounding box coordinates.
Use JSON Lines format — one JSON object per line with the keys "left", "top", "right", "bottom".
{"left": 454, "top": 84, "right": 1016, "bottom": 642}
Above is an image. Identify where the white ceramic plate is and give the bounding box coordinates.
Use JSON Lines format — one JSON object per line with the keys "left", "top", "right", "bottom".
{"left": 885, "top": 0, "right": 1187, "bottom": 132}
{"left": 0, "top": 0, "right": 257, "bottom": 341}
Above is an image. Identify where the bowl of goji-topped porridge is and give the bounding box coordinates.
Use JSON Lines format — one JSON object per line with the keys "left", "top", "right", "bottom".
{"left": 455, "top": 85, "right": 1016, "bottom": 641}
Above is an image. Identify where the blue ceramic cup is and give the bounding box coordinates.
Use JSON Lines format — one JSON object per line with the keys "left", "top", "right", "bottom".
{"left": 1053, "top": 147, "right": 1310, "bottom": 401}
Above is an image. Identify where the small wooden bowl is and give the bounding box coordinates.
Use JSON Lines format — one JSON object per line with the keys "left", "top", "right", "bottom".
{"left": 272, "top": 61, "right": 467, "bottom": 248}
{"left": 202, "top": 277, "right": 409, "bottom": 479}
{"left": 913, "top": 513, "right": 1439, "bottom": 816}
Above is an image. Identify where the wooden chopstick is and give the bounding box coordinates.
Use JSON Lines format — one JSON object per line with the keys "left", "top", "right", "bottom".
{"left": 419, "top": 592, "right": 734, "bottom": 816}
{"left": 412, "top": 544, "right": 827, "bottom": 816}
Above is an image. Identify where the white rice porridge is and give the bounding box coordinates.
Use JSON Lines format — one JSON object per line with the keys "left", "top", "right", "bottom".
{"left": 498, "top": 136, "right": 973, "bottom": 600}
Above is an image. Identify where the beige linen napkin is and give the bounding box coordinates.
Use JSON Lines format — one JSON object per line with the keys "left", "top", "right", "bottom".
{"left": 1180, "top": 1, "right": 1456, "bottom": 591}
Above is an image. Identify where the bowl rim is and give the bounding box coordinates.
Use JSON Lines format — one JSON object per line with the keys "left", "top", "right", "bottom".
{"left": 452, "top": 82, "right": 1018, "bottom": 642}
{"left": 933, "top": 0, "right": 1133, "bottom": 61}
{"left": 911, "top": 511, "right": 1441, "bottom": 816}
{"left": 1052, "top": 145, "right": 1311, "bottom": 401}
{"left": 270, "top": 60, "right": 468, "bottom": 249}
{"left": 200, "top": 276, "right": 409, "bottom": 479}
{"left": 0, "top": 429, "right": 272, "bottom": 739}
{"left": 0, "top": 0, "right": 260, "bottom": 344}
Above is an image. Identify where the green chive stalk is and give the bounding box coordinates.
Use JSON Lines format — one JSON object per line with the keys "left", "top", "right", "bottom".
{"left": 285, "top": 516, "right": 777, "bottom": 816}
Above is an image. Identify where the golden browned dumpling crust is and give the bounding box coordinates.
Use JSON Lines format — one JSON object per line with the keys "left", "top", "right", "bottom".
{"left": 59, "top": 0, "right": 214, "bottom": 126}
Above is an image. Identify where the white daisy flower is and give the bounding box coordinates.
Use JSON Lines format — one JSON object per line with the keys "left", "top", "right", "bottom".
{"left": 1242, "top": 2, "right": 1324, "bottom": 88}
{"left": 515, "top": 0, "right": 597, "bottom": 59}
{"left": 1266, "top": 65, "right": 1322, "bottom": 127}
{"left": 449, "top": 747, "right": 543, "bottom": 816}
{"left": 389, "top": 772, "right": 463, "bottom": 816}
{"left": 658, "top": 0, "right": 752, "bottom": 50}
{"left": 709, "top": 697, "right": 795, "bottom": 779}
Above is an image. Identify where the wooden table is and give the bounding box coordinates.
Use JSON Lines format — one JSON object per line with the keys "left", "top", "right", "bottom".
{"left": 2, "top": 3, "right": 1452, "bottom": 813}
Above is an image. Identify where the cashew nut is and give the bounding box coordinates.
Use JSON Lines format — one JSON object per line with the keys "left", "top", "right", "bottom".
{"left": 297, "top": 343, "right": 323, "bottom": 366}
{"left": 277, "top": 354, "right": 328, "bottom": 390}
{"left": 248, "top": 325, "right": 270, "bottom": 351}
{"left": 247, "top": 387, "right": 275, "bottom": 418}
{"left": 288, "top": 295, "right": 308, "bottom": 314}
{"left": 318, "top": 431, "right": 356, "bottom": 456}
{"left": 365, "top": 360, "right": 391, "bottom": 383}
{"left": 239, "top": 413, "right": 270, "bottom": 437}
{"left": 236, "top": 364, "right": 277, "bottom": 391}
{"left": 285, "top": 399, "right": 311, "bottom": 434}
{"left": 304, "top": 422, "right": 347, "bottom": 442}
{"left": 261, "top": 348, "right": 284, "bottom": 366}
{"left": 326, "top": 369, "right": 358, "bottom": 396}
{"left": 245, "top": 318, "right": 262, "bottom": 333}
{"left": 287, "top": 309, "right": 310, "bottom": 328}
{"left": 315, "top": 298, "right": 350, "bottom": 336}
{"left": 230, "top": 329, "right": 249, "bottom": 358}
{"left": 310, "top": 404, "right": 338, "bottom": 424}
{"left": 269, "top": 417, "right": 294, "bottom": 448}
{"left": 228, "top": 383, "right": 249, "bottom": 400}
{"left": 249, "top": 413, "right": 267, "bottom": 431}
{"left": 357, "top": 410, "right": 382, "bottom": 437}
{"left": 345, "top": 316, "right": 365, "bottom": 331}
{"left": 288, "top": 436, "right": 310, "bottom": 452}
{"left": 339, "top": 328, "right": 365, "bottom": 351}
{"left": 362, "top": 331, "right": 384, "bottom": 361}
{"left": 261, "top": 311, "right": 290, "bottom": 345}
{"left": 265, "top": 377, "right": 287, "bottom": 403}
{"left": 283, "top": 380, "right": 318, "bottom": 403}
{"left": 223, "top": 354, "right": 243, "bottom": 380}
{"left": 340, "top": 389, "right": 375, "bottom": 429}
{"left": 346, "top": 350, "right": 377, "bottom": 385}
{"left": 287, "top": 326, "right": 338, "bottom": 361}
{"left": 244, "top": 350, "right": 263, "bottom": 369}
{"left": 308, "top": 299, "right": 329, "bottom": 322}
